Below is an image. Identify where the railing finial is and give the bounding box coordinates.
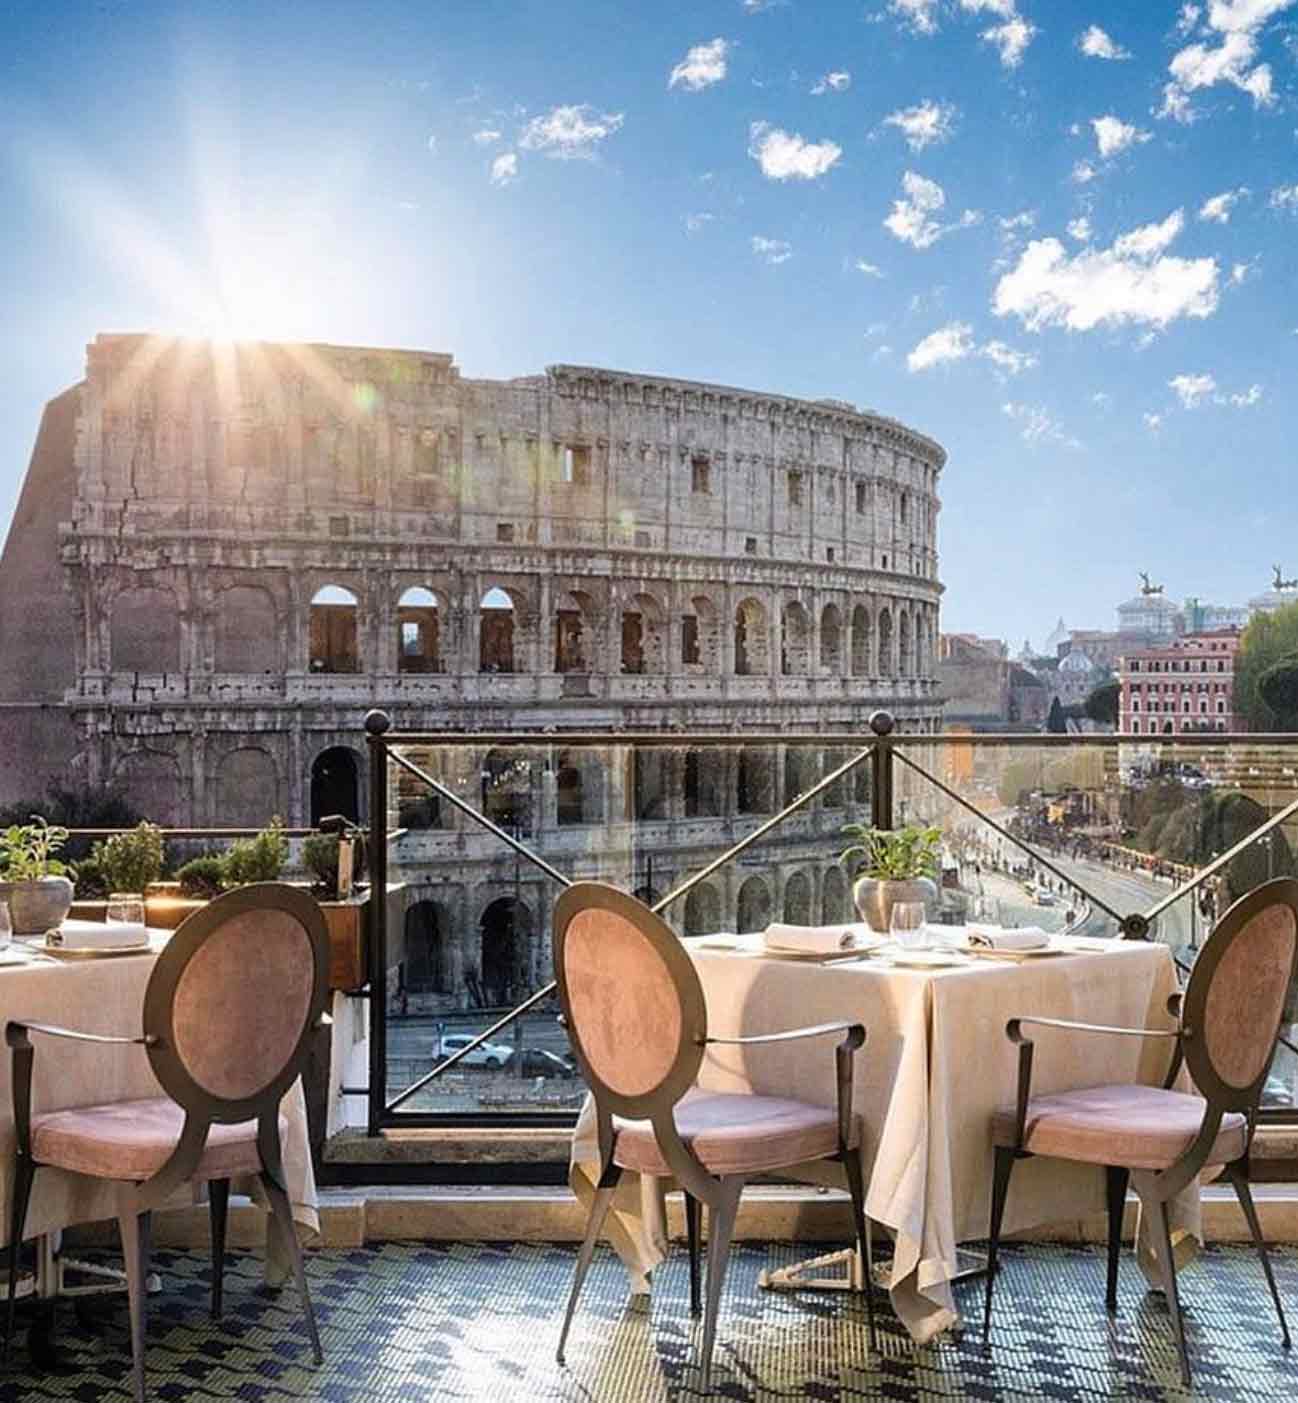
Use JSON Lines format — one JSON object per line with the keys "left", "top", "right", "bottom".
{"left": 868, "top": 710, "right": 895, "bottom": 737}
{"left": 364, "top": 708, "right": 392, "bottom": 736}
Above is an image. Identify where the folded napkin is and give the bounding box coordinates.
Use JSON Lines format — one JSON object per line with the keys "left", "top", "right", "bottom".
{"left": 47, "top": 919, "right": 148, "bottom": 950}
{"left": 763, "top": 923, "right": 854, "bottom": 954}
{"left": 968, "top": 924, "right": 1049, "bottom": 951}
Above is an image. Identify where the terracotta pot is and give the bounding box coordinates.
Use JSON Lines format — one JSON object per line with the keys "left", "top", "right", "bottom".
{"left": 852, "top": 875, "right": 938, "bottom": 934}
{"left": 0, "top": 876, "right": 75, "bottom": 935}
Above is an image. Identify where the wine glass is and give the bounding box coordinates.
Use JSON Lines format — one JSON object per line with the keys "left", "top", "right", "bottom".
{"left": 106, "top": 894, "right": 145, "bottom": 928}
{"left": 0, "top": 899, "right": 11, "bottom": 950}
{"left": 889, "top": 900, "right": 928, "bottom": 951}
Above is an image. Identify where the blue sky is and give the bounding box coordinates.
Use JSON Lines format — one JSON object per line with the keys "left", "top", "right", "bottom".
{"left": 2, "top": 0, "right": 1296, "bottom": 650}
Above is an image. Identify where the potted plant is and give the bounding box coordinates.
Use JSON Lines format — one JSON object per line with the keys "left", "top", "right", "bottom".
{"left": 93, "top": 822, "right": 165, "bottom": 898}
{"left": 840, "top": 823, "right": 942, "bottom": 933}
{"left": 0, "top": 816, "right": 76, "bottom": 934}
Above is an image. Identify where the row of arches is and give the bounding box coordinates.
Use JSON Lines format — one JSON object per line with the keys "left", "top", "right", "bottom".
{"left": 103, "top": 580, "right": 937, "bottom": 681}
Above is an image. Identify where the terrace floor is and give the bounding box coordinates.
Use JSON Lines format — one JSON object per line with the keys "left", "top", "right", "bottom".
{"left": 3, "top": 1239, "right": 1295, "bottom": 1401}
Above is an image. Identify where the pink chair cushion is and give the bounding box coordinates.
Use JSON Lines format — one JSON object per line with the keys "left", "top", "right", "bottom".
{"left": 612, "top": 1090, "right": 844, "bottom": 1177}
{"left": 991, "top": 1084, "right": 1247, "bottom": 1172}
{"left": 31, "top": 1097, "right": 283, "bottom": 1182}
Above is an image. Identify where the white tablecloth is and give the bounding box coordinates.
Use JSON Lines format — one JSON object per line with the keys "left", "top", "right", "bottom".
{"left": 0, "top": 936, "right": 318, "bottom": 1265}
{"left": 571, "top": 937, "right": 1191, "bottom": 1341}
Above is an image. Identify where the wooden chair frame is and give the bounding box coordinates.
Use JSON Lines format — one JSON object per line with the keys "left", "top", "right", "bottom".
{"left": 552, "top": 881, "right": 876, "bottom": 1390}
{"left": 4, "top": 882, "right": 331, "bottom": 1402}
{"left": 983, "top": 876, "right": 1298, "bottom": 1386}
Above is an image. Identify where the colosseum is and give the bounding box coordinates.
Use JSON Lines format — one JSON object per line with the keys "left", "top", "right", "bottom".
{"left": 0, "top": 333, "right": 945, "bottom": 1009}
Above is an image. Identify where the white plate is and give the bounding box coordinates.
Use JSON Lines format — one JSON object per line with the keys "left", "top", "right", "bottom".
{"left": 759, "top": 937, "right": 885, "bottom": 961}
{"left": 886, "top": 949, "right": 971, "bottom": 969}
{"left": 962, "top": 943, "right": 1069, "bottom": 961}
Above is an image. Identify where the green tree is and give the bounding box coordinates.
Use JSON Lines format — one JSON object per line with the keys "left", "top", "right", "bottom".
{"left": 1084, "top": 680, "right": 1120, "bottom": 727}
{"left": 1258, "top": 653, "right": 1298, "bottom": 730}
{"left": 1236, "top": 602, "right": 1298, "bottom": 731}
{"left": 1046, "top": 696, "right": 1067, "bottom": 734}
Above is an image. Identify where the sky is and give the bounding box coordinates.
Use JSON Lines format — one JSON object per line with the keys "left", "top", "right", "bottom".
{"left": 1, "top": 0, "right": 1296, "bottom": 652}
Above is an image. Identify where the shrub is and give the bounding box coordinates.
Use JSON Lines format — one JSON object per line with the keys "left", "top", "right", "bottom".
{"left": 75, "top": 850, "right": 108, "bottom": 898}
{"left": 93, "top": 822, "right": 165, "bottom": 895}
{"left": 221, "top": 817, "right": 288, "bottom": 887}
{"left": 177, "top": 854, "right": 226, "bottom": 899}
{"left": 301, "top": 833, "right": 340, "bottom": 898}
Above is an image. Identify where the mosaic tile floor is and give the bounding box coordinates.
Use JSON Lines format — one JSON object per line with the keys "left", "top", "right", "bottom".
{"left": 1, "top": 1240, "right": 1295, "bottom": 1401}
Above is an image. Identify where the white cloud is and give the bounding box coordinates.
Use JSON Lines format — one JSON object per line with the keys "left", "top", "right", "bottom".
{"left": 855, "top": 259, "right": 885, "bottom": 277}
{"left": 889, "top": 0, "right": 941, "bottom": 35}
{"left": 1230, "top": 258, "right": 1256, "bottom": 284}
{"left": 1001, "top": 401, "right": 1083, "bottom": 448}
{"left": 1229, "top": 383, "right": 1263, "bottom": 406}
{"left": 1199, "top": 187, "right": 1247, "bottom": 221}
{"left": 1144, "top": 411, "right": 1164, "bottom": 431}
{"left": 812, "top": 71, "right": 852, "bottom": 94}
{"left": 1092, "top": 115, "right": 1152, "bottom": 157}
{"left": 884, "top": 171, "right": 980, "bottom": 249}
{"left": 1067, "top": 216, "right": 1093, "bottom": 241}
{"left": 1000, "top": 211, "right": 1036, "bottom": 233}
{"left": 748, "top": 121, "right": 842, "bottom": 179}
{"left": 1072, "top": 160, "right": 1099, "bottom": 185}
{"left": 1078, "top": 25, "right": 1130, "bottom": 60}
{"left": 883, "top": 99, "right": 958, "bottom": 151}
{"left": 684, "top": 212, "right": 716, "bottom": 233}
{"left": 1270, "top": 184, "right": 1298, "bottom": 210}
{"left": 1160, "top": 0, "right": 1294, "bottom": 119}
{"left": 751, "top": 235, "right": 793, "bottom": 264}
{"left": 669, "top": 38, "right": 730, "bottom": 91}
{"left": 907, "top": 321, "right": 975, "bottom": 371}
{"left": 519, "top": 104, "right": 624, "bottom": 159}
{"left": 1170, "top": 372, "right": 1218, "bottom": 407}
{"left": 994, "top": 209, "right": 1219, "bottom": 332}
{"left": 906, "top": 322, "right": 1035, "bottom": 375}
{"left": 981, "top": 17, "right": 1036, "bottom": 68}
{"left": 472, "top": 129, "right": 502, "bottom": 146}
{"left": 490, "top": 152, "right": 519, "bottom": 186}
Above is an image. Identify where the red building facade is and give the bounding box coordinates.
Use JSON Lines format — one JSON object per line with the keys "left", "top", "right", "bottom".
{"left": 1117, "top": 630, "right": 1243, "bottom": 735}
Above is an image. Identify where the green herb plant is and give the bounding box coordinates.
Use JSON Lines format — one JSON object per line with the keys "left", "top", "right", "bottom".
{"left": 0, "top": 817, "right": 74, "bottom": 881}
{"left": 839, "top": 823, "right": 942, "bottom": 882}
{"left": 93, "top": 822, "right": 165, "bottom": 895}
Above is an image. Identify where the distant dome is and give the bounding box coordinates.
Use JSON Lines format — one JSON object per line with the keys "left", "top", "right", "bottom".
{"left": 1043, "top": 617, "right": 1069, "bottom": 652}
{"left": 1060, "top": 649, "right": 1094, "bottom": 673}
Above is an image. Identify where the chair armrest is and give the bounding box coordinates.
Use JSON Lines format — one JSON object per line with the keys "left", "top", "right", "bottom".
{"left": 702, "top": 1020, "right": 865, "bottom": 1047}
{"left": 1003, "top": 1015, "right": 1182, "bottom": 1149}
{"left": 6, "top": 1019, "right": 154, "bottom": 1049}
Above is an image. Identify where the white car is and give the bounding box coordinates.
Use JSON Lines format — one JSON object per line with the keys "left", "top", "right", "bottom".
{"left": 437, "top": 1034, "right": 515, "bottom": 1069}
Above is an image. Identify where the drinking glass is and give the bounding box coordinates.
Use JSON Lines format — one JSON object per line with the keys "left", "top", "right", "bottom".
{"left": 0, "top": 900, "right": 11, "bottom": 950}
{"left": 106, "top": 894, "right": 145, "bottom": 927}
{"left": 889, "top": 900, "right": 928, "bottom": 951}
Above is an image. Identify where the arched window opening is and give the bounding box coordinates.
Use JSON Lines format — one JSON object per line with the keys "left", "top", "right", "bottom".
{"left": 737, "top": 748, "right": 774, "bottom": 815}
{"left": 310, "top": 746, "right": 360, "bottom": 826}
{"left": 683, "top": 883, "right": 721, "bottom": 937}
{"left": 554, "top": 591, "right": 593, "bottom": 674}
{"left": 556, "top": 750, "right": 585, "bottom": 825}
{"left": 481, "top": 749, "right": 532, "bottom": 834}
{"left": 899, "top": 610, "right": 913, "bottom": 678}
{"left": 820, "top": 605, "right": 843, "bottom": 672}
{"left": 478, "top": 898, "right": 532, "bottom": 1010}
{"left": 633, "top": 749, "right": 668, "bottom": 821}
{"left": 851, "top": 605, "right": 872, "bottom": 676}
{"left": 781, "top": 602, "right": 812, "bottom": 676}
{"left": 397, "top": 586, "right": 441, "bottom": 674}
{"left": 309, "top": 585, "right": 359, "bottom": 674}
{"left": 405, "top": 901, "right": 454, "bottom": 995}
{"left": 734, "top": 598, "right": 768, "bottom": 677}
{"left": 684, "top": 748, "right": 724, "bottom": 818}
{"left": 216, "top": 586, "right": 278, "bottom": 673}
{"left": 112, "top": 587, "right": 181, "bottom": 674}
{"left": 783, "top": 871, "right": 812, "bottom": 925}
{"left": 783, "top": 748, "right": 817, "bottom": 806}
{"left": 622, "top": 594, "right": 666, "bottom": 674}
{"left": 479, "top": 588, "right": 515, "bottom": 674}
{"left": 822, "top": 867, "right": 849, "bottom": 923}
{"left": 736, "top": 876, "right": 772, "bottom": 934}
{"left": 682, "top": 595, "right": 720, "bottom": 669}
{"left": 878, "top": 608, "right": 894, "bottom": 677}
{"left": 396, "top": 748, "right": 442, "bottom": 829}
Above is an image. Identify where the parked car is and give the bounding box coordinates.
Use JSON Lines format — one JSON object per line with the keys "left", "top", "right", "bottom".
{"left": 506, "top": 1048, "right": 577, "bottom": 1079}
{"left": 437, "top": 1033, "right": 515, "bottom": 1069}
{"left": 1034, "top": 890, "right": 1057, "bottom": 907}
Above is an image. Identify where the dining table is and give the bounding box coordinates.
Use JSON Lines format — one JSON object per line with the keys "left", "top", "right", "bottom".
{"left": 570, "top": 928, "right": 1195, "bottom": 1343}
{"left": 0, "top": 931, "right": 319, "bottom": 1305}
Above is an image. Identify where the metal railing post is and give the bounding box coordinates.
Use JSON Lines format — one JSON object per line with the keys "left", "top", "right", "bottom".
{"left": 869, "top": 710, "right": 895, "bottom": 829}
{"left": 365, "top": 708, "right": 391, "bottom": 1137}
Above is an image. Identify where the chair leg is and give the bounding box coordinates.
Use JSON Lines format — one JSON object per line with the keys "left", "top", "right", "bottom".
{"left": 4, "top": 1158, "right": 36, "bottom": 1363}
{"left": 1225, "top": 1163, "right": 1290, "bottom": 1348}
{"left": 699, "top": 1178, "right": 742, "bottom": 1394}
{"left": 842, "top": 1152, "right": 878, "bottom": 1355}
{"left": 983, "top": 1146, "right": 1017, "bottom": 1341}
{"left": 1104, "top": 1166, "right": 1129, "bottom": 1313}
{"left": 684, "top": 1192, "right": 702, "bottom": 1319}
{"left": 259, "top": 1171, "right": 322, "bottom": 1365}
{"left": 117, "top": 1203, "right": 151, "bottom": 1403}
{"left": 1144, "top": 1190, "right": 1192, "bottom": 1388}
{"left": 209, "top": 1179, "right": 230, "bottom": 1321}
{"left": 557, "top": 1163, "right": 622, "bottom": 1365}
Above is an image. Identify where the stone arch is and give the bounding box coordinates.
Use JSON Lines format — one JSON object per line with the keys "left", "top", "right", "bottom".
{"left": 683, "top": 881, "right": 721, "bottom": 937}
{"left": 112, "top": 586, "right": 180, "bottom": 673}
{"left": 878, "top": 607, "right": 894, "bottom": 677}
{"left": 309, "top": 584, "right": 359, "bottom": 674}
{"left": 397, "top": 586, "right": 441, "bottom": 674}
{"left": 216, "top": 585, "right": 278, "bottom": 673}
{"left": 405, "top": 899, "right": 457, "bottom": 994}
{"left": 481, "top": 749, "right": 533, "bottom": 834}
{"left": 783, "top": 870, "right": 813, "bottom": 925}
{"left": 621, "top": 591, "right": 667, "bottom": 675}
{"left": 479, "top": 586, "right": 518, "bottom": 674}
{"left": 851, "top": 604, "right": 873, "bottom": 677}
{"left": 556, "top": 747, "right": 602, "bottom": 825}
{"left": 781, "top": 601, "right": 812, "bottom": 676}
{"left": 682, "top": 594, "right": 721, "bottom": 671}
{"left": 684, "top": 747, "right": 725, "bottom": 818}
{"left": 311, "top": 745, "right": 362, "bottom": 825}
{"left": 479, "top": 895, "right": 533, "bottom": 1009}
{"left": 113, "top": 749, "right": 183, "bottom": 825}
{"left": 822, "top": 866, "right": 850, "bottom": 923}
{"left": 734, "top": 597, "right": 769, "bottom": 677}
{"left": 783, "top": 747, "right": 817, "bottom": 806}
{"left": 214, "top": 747, "right": 278, "bottom": 828}
{"left": 633, "top": 748, "right": 669, "bottom": 821}
{"left": 736, "top": 875, "right": 772, "bottom": 933}
{"left": 737, "top": 747, "right": 775, "bottom": 814}
{"left": 554, "top": 589, "right": 597, "bottom": 674}
{"left": 899, "top": 608, "right": 913, "bottom": 678}
{"left": 820, "top": 604, "right": 844, "bottom": 673}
